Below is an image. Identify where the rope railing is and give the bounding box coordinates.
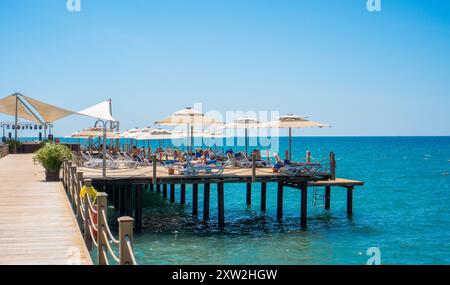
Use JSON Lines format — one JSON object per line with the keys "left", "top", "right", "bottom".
{"left": 62, "top": 159, "right": 138, "bottom": 265}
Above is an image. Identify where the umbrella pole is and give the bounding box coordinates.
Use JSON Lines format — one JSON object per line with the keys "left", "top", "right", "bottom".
{"left": 245, "top": 128, "right": 248, "bottom": 155}
{"left": 289, "top": 127, "right": 292, "bottom": 162}
{"left": 14, "top": 94, "right": 18, "bottom": 153}
{"left": 191, "top": 125, "right": 194, "bottom": 153}
{"left": 102, "top": 123, "right": 107, "bottom": 177}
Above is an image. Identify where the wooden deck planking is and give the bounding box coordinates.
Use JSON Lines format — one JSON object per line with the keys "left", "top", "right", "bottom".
{"left": 78, "top": 164, "right": 329, "bottom": 181}
{"left": 309, "top": 178, "right": 364, "bottom": 187}
{"left": 78, "top": 165, "right": 363, "bottom": 187}
{"left": 0, "top": 154, "right": 92, "bottom": 265}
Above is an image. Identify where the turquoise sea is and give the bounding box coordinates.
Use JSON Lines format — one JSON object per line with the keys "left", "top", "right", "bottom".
{"left": 64, "top": 136, "right": 450, "bottom": 264}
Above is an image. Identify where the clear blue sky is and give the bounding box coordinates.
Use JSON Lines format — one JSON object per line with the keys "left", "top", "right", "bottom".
{"left": 1, "top": 0, "right": 449, "bottom": 136}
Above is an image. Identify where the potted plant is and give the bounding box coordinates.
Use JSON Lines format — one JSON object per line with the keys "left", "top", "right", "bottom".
{"left": 33, "top": 143, "right": 73, "bottom": 181}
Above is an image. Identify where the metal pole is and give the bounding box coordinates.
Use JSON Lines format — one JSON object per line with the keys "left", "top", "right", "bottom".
{"left": 190, "top": 125, "right": 194, "bottom": 153}
{"left": 245, "top": 127, "right": 248, "bottom": 155}
{"left": 14, "top": 94, "right": 18, "bottom": 153}
{"left": 102, "top": 121, "right": 107, "bottom": 177}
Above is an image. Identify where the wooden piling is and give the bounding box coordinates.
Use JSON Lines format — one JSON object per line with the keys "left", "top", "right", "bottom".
{"left": 261, "top": 182, "right": 267, "bottom": 212}
{"left": 135, "top": 184, "right": 143, "bottom": 231}
{"left": 218, "top": 182, "right": 224, "bottom": 226}
{"left": 301, "top": 182, "right": 308, "bottom": 228}
{"left": 277, "top": 181, "right": 283, "bottom": 219}
{"left": 203, "top": 183, "right": 210, "bottom": 221}
{"left": 347, "top": 186, "right": 353, "bottom": 216}
{"left": 246, "top": 182, "right": 252, "bottom": 206}
{"left": 180, "top": 184, "right": 186, "bottom": 205}
{"left": 126, "top": 184, "right": 132, "bottom": 217}
{"left": 325, "top": 186, "right": 331, "bottom": 210}
{"left": 120, "top": 185, "right": 126, "bottom": 215}
{"left": 192, "top": 184, "right": 199, "bottom": 216}
{"left": 113, "top": 184, "right": 120, "bottom": 210}
{"left": 170, "top": 184, "right": 175, "bottom": 203}
{"left": 162, "top": 184, "right": 167, "bottom": 198}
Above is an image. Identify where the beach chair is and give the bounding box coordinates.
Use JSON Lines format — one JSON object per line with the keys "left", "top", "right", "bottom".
{"left": 273, "top": 153, "right": 324, "bottom": 176}
{"left": 242, "top": 152, "right": 272, "bottom": 168}
{"left": 169, "top": 154, "right": 224, "bottom": 176}
{"left": 120, "top": 153, "right": 140, "bottom": 168}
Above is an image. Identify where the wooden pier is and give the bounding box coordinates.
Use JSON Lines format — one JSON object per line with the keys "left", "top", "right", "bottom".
{"left": 77, "top": 160, "right": 364, "bottom": 230}
{"left": 0, "top": 154, "right": 92, "bottom": 265}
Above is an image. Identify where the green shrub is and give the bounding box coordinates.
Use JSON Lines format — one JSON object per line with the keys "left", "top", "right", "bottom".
{"left": 6, "top": 140, "right": 22, "bottom": 153}
{"left": 33, "top": 143, "right": 73, "bottom": 172}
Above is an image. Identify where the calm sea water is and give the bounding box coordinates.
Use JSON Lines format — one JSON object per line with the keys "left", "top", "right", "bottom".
{"left": 63, "top": 136, "right": 450, "bottom": 265}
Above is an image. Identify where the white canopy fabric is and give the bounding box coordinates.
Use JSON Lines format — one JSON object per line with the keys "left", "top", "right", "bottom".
{"left": 72, "top": 127, "right": 122, "bottom": 138}
{"left": 263, "top": 114, "right": 330, "bottom": 129}
{"left": 22, "top": 95, "right": 75, "bottom": 123}
{"left": 262, "top": 114, "right": 330, "bottom": 161}
{"left": 155, "top": 107, "right": 223, "bottom": 126}
{"left": 225, "top": 116, "right": 261, "bottom": 128}
{"left": 78, "top": 100, "right": 117, "bottom": 122}
{"left": 0, "top": 95, "right": 41, "bottom": 123}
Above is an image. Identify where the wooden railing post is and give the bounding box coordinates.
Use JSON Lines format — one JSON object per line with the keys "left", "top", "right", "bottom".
{"left": 330, "top": 152, "right": 336, "bottom": 180}
{"left": 97, "top": 192, "right": 108, "bottom": 265}
{"left": 83, "top": 179, "right": 93, "bottom": 251}
{"left": 118, "top": 216, "right": 135, "bottom": 265}
{"left": 152, "top": 155, "right": 157, "bottom": 185}
{"left": 70, "top": 166, "right": 77, "bottom": 207}
{"left": 66, "top": 161, "right": 72, "bottom": 195}
{"left": 251, "top": 153, "right": 256, "bottom": 182}
{"left": 306, "top": 151, "right": 311, "bottom": 163}
{"left": 75, "top": 171, "right": 83, "bottom": 226}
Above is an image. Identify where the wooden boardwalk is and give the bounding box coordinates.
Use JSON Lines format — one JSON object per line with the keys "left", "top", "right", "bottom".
{"left": 0, "top": 154, "right": 92, "bottom": 265}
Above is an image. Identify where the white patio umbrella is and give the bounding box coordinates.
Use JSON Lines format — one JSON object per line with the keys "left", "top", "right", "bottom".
{"left": 135, "top": 128, "right": 181, "bottom": 148}
{"left": 263, "top": 114, "right": 330, "bottom": 161}
{"left": 155, "top": 107, "right": 223, "bottom": 152}
{"left": 225, "top": 116, "right": 260, "bottom": 155}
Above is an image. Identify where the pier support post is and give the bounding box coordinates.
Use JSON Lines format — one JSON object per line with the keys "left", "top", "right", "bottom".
{"left": 277, "top": 182, "right": 284, "bottom": 219}
{"left": 170, "top": 184, "right": 175, "bottom": 203}
{"left": 325, "top": 186, "right": 331, "bottom": 210}
{"left": 218, "top": 182, "right": 224, "bottom": 227}
{"left": 126, "top": 184, "right": 133, "bottom": 217}
{"left": 203, "top": 183, "right": 210, "bottom": 221}
{"left": 347, "top": 186, "right": 354, "bottom": 216}
{"left": 301, "top": 182, "right": 308, "bottom": 228}
{"left": 120, "top": 185, "right": 126, "bottom": 215}
{"left": 135, "top": 184, "right": 143, "bottom": 231}
{"left": 149, "top": 183, "right": 154, "bottom": 192}
{"left": 246, "top": 182, "right": 252, "bottom": 206}
{"left": 180, "top": 184, "right": 186, "bottom": 205}
{"left": 113, "top": 184, "right": 120, "bottom": 210}
{"left": 162, "top": 184, "right": 167, "bottom": 198}
{"left": 261, "top": 182, "right": 267, "bottom": 212}
{"left": 192, "top": 184, "right": 199, "bottom": 216}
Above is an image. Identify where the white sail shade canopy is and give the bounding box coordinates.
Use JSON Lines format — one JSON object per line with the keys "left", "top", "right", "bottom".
{"left": 77, "top": 100, "right": 117, "bottom": 122}
{"left": 0, "top": 95, "right": 42, "bottom": 123}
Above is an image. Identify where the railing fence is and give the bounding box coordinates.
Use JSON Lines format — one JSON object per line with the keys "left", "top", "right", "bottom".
{"left": 62, "top": 159, "right": 137, "bottom": 265}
